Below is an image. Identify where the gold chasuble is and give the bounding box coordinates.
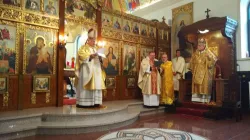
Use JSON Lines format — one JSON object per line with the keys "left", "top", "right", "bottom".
{"left": 138, "top": 57, "right": 161, "bottom": 106}
{"left": 75, "top": 44, "right": 106, "bottom": 107}
{"left": 75, "top": 44, "right": 106, "bottom": 90}
{"left": 160, "top": 61, "right": 174, "bottom": 105}
{"left": 190, "top": 48, "right": 217, "bottom": 103}
{"left": 138, "top": 57, "right": 161, "bottom": 95}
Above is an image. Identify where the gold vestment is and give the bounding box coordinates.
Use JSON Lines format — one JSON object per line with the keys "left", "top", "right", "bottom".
{"left": 160, "top": 61, "right": 174, "bottom": 105}
{"left": 75, "top": 44, "right": 106, "bottom": 90}
{"left": 190, "top": 49, "right": 217, "bottom": 95}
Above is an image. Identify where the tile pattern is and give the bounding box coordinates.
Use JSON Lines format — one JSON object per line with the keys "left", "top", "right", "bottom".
{"left": 98, "top": 128, "right": 207, "bottom": 140}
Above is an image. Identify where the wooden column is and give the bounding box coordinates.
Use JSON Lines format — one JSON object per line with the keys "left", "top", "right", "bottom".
{"left": 18, "top": 25, "right": 24, "bottom": 110}
{"left": 215, "top": 79, "right": 228, "bottom": 106}
{"left": 155, "top": 27, "right": 159, "bottom": 58}
{"left": 96, "top": 4, "right": 102, "bottom": 40}
{"left": 56, "top": 0, "right": 66, "bottom": 107}
{"left": 178, "top": 79, "right": 192, "bottom": 102}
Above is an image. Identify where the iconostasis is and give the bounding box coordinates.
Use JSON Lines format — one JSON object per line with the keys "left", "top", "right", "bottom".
{"left": 0, "top": 0, "right": 60, "bottom": 111}
{"left": 99, "top": 7, "right": 170, "bottom": 101}
{"left": 0, "top": 0, "right": 171, "bottom": 111}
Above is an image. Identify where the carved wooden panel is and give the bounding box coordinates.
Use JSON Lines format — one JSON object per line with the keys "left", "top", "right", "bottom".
{"left": 23, "top": 75, "right": 56, "bottom": 109}
{"left": 0, "top": 75, "right": 18, "bottom": 111}
{"left": 123, "top": 33, "right": 140, "bottom": 43}
{"left": 101, "top": 27, "right": 122, "bottom": 40}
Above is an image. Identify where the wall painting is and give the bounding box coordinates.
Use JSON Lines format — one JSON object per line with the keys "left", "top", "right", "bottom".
{"left": 24, "top": 26, "right": 57, "bottom": 74}
{"left": 0, "top": 22, "right": 19, "bottom": 74}
{"left": 102, "top": 39, "right": 120, "bottom": 76}
{"left": 24, "top": 0, "right": 40, "bottom": 11}
{"left": 123, "top": 43, "right": 137, "bottom": 76}
{"left": 65, "top": 0, "right": 96, "bottom": 20}
{"left": 171, "top": 2, "right": 193, "bottom": 58}
{"left": 44, "top": 0, "right": 59, "bottom": 16}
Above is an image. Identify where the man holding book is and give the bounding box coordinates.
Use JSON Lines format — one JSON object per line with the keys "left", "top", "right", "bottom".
{"left": 138, "top": 51, "right": 161, "bottom": 107}
{"left": 75, "top": 29, "right": 106, "bottom": 107}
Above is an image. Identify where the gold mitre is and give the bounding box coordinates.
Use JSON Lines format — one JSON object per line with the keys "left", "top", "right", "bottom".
{"left": 88, "top": 28, "right": 96, "bottom": 39}
{"left": 198, "top": 38, "right": 206, "bottom": 45}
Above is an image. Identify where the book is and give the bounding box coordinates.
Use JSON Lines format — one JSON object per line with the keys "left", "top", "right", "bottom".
{"left": 154, "top": 60, "right": 163, "bottom": 67}
{"left": 97, "top": 48, "right": 106, "bottom": 58}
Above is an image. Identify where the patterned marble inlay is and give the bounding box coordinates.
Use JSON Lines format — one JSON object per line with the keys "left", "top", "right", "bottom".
{"left": 98, "top": 128, "right": 207, "bottom": 140}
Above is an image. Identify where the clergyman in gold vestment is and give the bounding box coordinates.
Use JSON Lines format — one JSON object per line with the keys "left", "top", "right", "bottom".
{"left": 190, "top": 38, "right": 217, "bottom": 103}
{"left": 160, "top": 53, "right": 174, "bottom": 105}
{"left": 75, "top": 29, "right": 106, "bottom": 107}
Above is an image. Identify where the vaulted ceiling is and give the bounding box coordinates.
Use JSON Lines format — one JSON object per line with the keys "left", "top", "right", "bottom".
{"left": 103, "top": 0, "right": 184, "bottom": 14}
{"left": 131, "top": 0, "right": 184, "bottom": 16}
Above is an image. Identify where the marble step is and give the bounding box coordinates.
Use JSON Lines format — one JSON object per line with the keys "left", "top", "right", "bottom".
{"left": 0, "top": 115, "right": 41, "bottom": 130}
{"left": 0, "top": 100, "right": 165, "bottom": 139}
{"left": 38, "top": 112, "right": 139, "bottom": 135}
{"left": 0, "top": 112, "right": 139, "bottom": 136}
{"left": 42, "top": 106, "right": 129, "bottom": 122}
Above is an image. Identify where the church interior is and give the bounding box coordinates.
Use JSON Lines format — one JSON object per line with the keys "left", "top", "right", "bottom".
{"left": 0, "top": 0, "right": 250, "bottom": 139}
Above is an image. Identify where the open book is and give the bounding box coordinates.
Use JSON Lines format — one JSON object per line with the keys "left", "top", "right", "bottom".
{"left": 96, "top": 48, "right": 106, "bottom": 58}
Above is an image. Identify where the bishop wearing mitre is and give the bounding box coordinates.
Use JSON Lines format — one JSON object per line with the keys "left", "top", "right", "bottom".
{"left": 75, "top": 29, "right": 106, "bottom": 107}
{"left": 190, "top": 38, "right": 217, "bottom": 103}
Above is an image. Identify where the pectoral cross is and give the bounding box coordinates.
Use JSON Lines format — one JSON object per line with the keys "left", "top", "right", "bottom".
{"left": 205, "top": 8, "right": 211, "bottom": 19}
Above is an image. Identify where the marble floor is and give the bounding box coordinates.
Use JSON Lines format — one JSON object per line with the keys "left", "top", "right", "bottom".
{"left": 18, "top": 112, "right": 250, "bottom": 140}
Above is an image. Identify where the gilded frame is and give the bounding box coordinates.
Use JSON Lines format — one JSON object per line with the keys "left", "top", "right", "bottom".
{"left": 105, "top": 76, "right": 116, "bottom": 89}
{"left": 171, "top": 2, "right": 193, "bottom": 58}
{"left": 140, "top": 23, "right": 148, "bottom": 37}
{"left": 43, "top": 0, "right": 59, "bottom": 16}
{"left": 23, "top": 24, "right": 58, "bottom": 74}
{"left": 122, "top": 41, "right": 138, "bottom": 76}
{"left": 0, "top": 0, "right": 59, "bottom": 29}
{"left": 102, "top": 38, "right": 121, "bottom": 76}
{"left": 0, "top": 74, "right": 8, "bottom": 94}
{"left": 139, "top": 45, "right": 154, "bottom": 62}
{"left": 112, "top": 15, "right": 122, "bottom": 30}
{"left": 23, "top": 0, "right": 41, "bottom": 12}
{"left": 126, "top": 76, "right": 136, "bottom": 88}
{"left": 32, "top": 75, "right": 50, "bottom": 92}
{"left": 102, "top": 11, "right": 113, "bottom": 27}
{"left": 0, "top": 0, "right": 22, "bottom": 9}
{"left": 148, "top": 26, "right": 156, "bottom": 38}
{"left": 0, "top": 20, "right": 20, "bottom": 74}
{"left": 65, "top": 0, "right": 97, "bottom": 22}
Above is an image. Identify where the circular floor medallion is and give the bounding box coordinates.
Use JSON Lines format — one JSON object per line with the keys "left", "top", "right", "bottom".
{"left": 98, "top": 128, "right": 207, "bottom": 140}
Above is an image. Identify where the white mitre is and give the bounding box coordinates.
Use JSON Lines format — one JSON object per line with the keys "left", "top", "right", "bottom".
{"left": 88, "top": 29, "right": 96, "bottom": 38}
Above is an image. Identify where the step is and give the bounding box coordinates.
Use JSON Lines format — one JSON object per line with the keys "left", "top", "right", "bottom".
{"left": 38, "top": 112, "right": 139, "bottom": 135}
{"left": 181, "top": 102, "right": 211, "bottom": 110}
{"left": 176, "top": 107, "right": 209, "bottom": 117}
{"left": 0, "top": 100, "right": 164, "bottom": 139}
{"left": 42, "top": 106, "right": 129, "bottom": 122}
{"left": 0, "top": 115, "right": 41, "bottom": 130}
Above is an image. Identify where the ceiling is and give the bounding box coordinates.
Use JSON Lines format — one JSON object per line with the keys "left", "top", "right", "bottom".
{"left": 103, "top": 0, "right": 184, "bottom": 14}
{"left": 131, "top": 0, "right": 184, "bottom": 16}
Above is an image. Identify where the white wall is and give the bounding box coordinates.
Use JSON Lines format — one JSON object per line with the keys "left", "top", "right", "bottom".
{"left": 133, "top": 0, "right": 250, "bottom": 71}
{"left": 65, "top": 42, "right": 75, "bottom": 66}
